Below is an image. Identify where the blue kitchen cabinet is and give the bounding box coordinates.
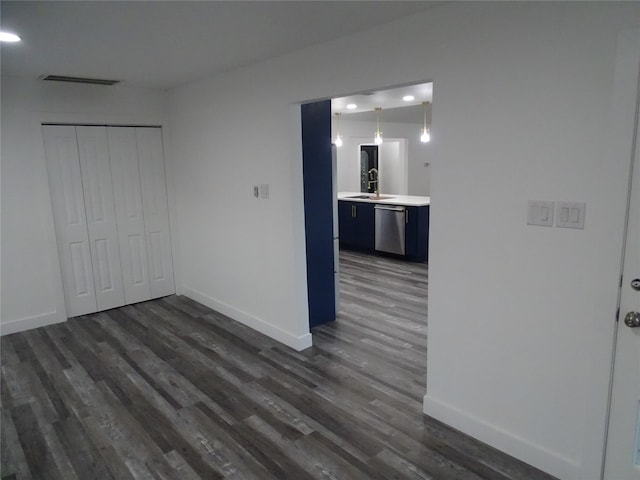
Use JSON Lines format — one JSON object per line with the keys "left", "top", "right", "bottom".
{"left": 356, "top": 202, "right": 375, "bottom": 250}
{"left": 339, "top": 200, "right": 429, "bottom": 262}
{"left": 338, "top": 201, "right": 374, "bottom": 250}
{"left": 338, "top": 201, "right": 357, "bottom": 247}
{"left": 405, "top": 205, "right": 429, "bottom": 262}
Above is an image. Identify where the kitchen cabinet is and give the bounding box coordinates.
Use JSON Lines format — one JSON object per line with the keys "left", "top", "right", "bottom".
{"left": 339, "top": 199, "right": 429, "bottom": 262}
{"left": 338, "top": 201, "right": 375, "bottom": 250}
{"left": 338, "top": 201, "right": 356, "bottom": 246}
{"left": 405, "top": 205, "right": 429, "bottom": 262}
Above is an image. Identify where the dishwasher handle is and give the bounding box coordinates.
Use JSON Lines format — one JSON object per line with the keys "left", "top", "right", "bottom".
{"left": 374, "top": 205, "right": 405, "bottom": 212}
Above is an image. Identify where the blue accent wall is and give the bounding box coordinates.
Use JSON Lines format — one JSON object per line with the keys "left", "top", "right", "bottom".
{"left": 301, "top": 100, "right": 335, "bottom": 328}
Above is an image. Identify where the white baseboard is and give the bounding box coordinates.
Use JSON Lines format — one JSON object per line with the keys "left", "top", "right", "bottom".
{"left": 0, "top": 311, "right": 66, "bottom": 336}
{"left": 423, "top": 394, "right": 580, "bottom": 480}
{"left": 181, "top": 285, "right": 313, "bottom": 352}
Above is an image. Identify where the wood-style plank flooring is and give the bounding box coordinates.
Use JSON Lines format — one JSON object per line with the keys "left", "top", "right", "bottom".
{"left": 1, "top": 249, "right": 558, "bottom": 480}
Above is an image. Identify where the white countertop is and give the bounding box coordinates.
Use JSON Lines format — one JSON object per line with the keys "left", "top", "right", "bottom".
{"left": 337, "top": 192, "right": 430, "bottom": 207}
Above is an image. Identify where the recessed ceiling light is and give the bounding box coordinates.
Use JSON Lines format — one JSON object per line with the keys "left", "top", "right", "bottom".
{"left": 0, "top": 31, "right": 21, "bottom": 43}
{"left": 346, "top": 103, "right": 357, "bottom": 110}
{"left": 403, "top": 95, "right": 415, "bottom": 101}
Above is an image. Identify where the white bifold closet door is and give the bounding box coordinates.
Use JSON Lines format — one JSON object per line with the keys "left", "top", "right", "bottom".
{"left": 135, "top": 127, "right": 175, "bottom": 298}
{"left": 43, "top": 125, "right": 174, "bottom": 317}
{"left": 107, "top": 127, "right": 153, "bottom": 304}
{"left": 43, "top": 126, "right": 98, "bottom": 317}
{"left": 76, "top": 126, "right": 126, "bottom": 312}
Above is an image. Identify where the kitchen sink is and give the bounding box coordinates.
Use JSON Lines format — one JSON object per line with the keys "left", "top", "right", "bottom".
{"left": 346, "top": 195, "right": 395, "bottom": 200}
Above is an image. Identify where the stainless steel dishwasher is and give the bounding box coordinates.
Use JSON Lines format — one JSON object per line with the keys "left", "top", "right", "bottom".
{"left": 374, "top": 205, "right": 406, "bottom": 255}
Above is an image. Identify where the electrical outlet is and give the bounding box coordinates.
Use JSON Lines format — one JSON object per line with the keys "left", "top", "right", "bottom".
{"left": 253, "top": 185, "right": 259, "bottom": 198}
{"left": 260, "top": 184, "right": 269, "bottom": 199}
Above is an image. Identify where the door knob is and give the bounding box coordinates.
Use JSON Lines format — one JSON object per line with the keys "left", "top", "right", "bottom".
{"left": 624, "top": 311, "right": 640, "bottom": 328}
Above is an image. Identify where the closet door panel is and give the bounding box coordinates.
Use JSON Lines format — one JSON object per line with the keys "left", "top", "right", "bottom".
{"left": 76, "top": 126, "right": 125, "bottom": 311}
{"left": 136, "top": 127, "right": 175, "bottom": 298}
{"left": 107, "top": 127, "right": 152, "bottom": 304}
{"left": 43, "top": 125, "right": 97, "bottom": 316}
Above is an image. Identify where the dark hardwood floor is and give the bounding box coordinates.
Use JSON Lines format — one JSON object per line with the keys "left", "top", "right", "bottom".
{"left": 1, "top": 249, "right": 558, "bottom": 480}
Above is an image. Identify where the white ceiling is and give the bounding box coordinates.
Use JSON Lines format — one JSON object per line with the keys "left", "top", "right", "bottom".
{"left": 1, "top": 1, "right": 439, "bottom": 90}
{"left": 332, "top": 82, "right": 432, "bottom": 114}
{"left": 341, "top": 103, "right": 430, "bottom": 125}
{"left": 332, "top": 82, "right": 432, "bottom": 124}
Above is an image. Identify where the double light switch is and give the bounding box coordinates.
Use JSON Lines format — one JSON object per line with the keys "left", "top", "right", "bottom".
{"left": 527, "top": 200, "right": 586, "bottom": 229}
{"left": 555, "top": 201, "right": 586, "bottom": 229}
{"left": 253, "top": 184, "right": 270, "bottom": 199}
{"left": 527, "top": 201, "right": 554, "bottom": 227}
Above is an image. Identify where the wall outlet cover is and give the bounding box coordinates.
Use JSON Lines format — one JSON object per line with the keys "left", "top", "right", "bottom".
{"left": 260, "top": 183, "right": 269, "bottom": 199}
{"left": 555, "top": 201, "right": 585, "bottom": 229}
{"left": 527, "top": 200, "right": 554, "bottom": 227}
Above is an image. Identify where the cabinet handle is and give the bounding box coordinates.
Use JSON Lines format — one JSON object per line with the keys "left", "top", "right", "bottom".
{"left": 405, "top": 209, "right": 409, "bottom": 224}
{"left": 353, "top": 205, "right": 357, "bottom": 218}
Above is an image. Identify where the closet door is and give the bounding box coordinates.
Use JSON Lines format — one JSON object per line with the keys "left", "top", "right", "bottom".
{"left": 136, "top": 128, "right": 175, "bottom": 298}
{"left": 107, "top": 127, "right": 152, "bottom": 304}
{"left": 43, "top": 126, "right": 97, "bottom": 316}
{"left": 76, "top": 126, "right": 125, "bottom": 311}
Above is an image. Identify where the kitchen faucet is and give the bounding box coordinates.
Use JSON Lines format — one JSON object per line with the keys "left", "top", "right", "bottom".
{"left": 368, "top": 168, "right": 380, "bottom": 198}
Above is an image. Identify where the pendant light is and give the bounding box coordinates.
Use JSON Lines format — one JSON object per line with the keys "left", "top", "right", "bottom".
{"left": 334, "top": 112, "right": 343, "bottom": 147}
{"left": 420, "top": 101, "right": 431, "bottom": 143}
{"left": 374, "top": 107, "right": 383, "bottom": 145}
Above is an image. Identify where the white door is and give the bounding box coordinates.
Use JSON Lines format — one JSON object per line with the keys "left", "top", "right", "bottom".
{"left": 136, "top": 127, "right": 175, "bottom": 298}
{"left": 107, "top": 127, "right": 153, "bottom": 304}
{"left": 604, "top": 91, "right": 640, "bottom": 479}
{"left": 76, "top": 126, "right": 126, "bottom": 311}
{"left": 43, "top": 126, "right": 97, "bottom": 316}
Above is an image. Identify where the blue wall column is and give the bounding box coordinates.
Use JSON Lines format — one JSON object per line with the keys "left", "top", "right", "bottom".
{"left": 301, "top": 100, "right": 335, "bottom": 328}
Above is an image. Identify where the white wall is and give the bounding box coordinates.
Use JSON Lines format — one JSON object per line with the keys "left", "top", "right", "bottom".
{"left": 1, "top": 77, "right": 169, "bottom": 334}
{"left": 167, "top": 78, "right": 314, "bottom": 350}
{"left": 167, "top": 3, "right": 640, "bottom": 479}
{"left": 336, "top": 118, "right": 430, "bottom": 195}
{"left": 379, "top": 141, "right": 403, "bottom": 195}
{"left": 2, "top": 3, "right": 638, "bottom": 478}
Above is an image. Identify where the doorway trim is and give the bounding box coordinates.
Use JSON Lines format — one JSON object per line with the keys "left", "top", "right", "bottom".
{"left": 601, "top": 26, "right": 640, "bottom": 479}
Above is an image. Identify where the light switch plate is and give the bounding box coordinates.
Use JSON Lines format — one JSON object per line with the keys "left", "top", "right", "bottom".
{"left": 527, "top": 200, "right": 554, "bottom": 227}
{"left": 260, "top": 183, "right": 269, "bottom": 199}
{"left": 555, "top": 201, "right": 585, "bottom": 229}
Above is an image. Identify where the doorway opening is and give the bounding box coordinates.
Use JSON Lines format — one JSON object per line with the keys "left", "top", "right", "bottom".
{"left": 331, "top": 80, "right": 433, "bottom": 310}
{"left": 360, "top": 145, "right": 379, "bottom": 193}
{"left": 301, "top": 82, "right": 433, "bottom": 334}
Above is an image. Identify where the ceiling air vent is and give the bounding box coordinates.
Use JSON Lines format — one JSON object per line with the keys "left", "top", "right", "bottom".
{"left": 42, "top": 75, "right": 120, "bottom": 86}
